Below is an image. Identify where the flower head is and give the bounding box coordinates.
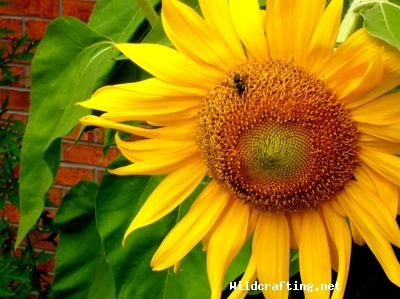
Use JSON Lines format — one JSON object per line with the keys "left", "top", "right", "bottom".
{"left": 79, "top": 0, "right": 400, "bottom": 298}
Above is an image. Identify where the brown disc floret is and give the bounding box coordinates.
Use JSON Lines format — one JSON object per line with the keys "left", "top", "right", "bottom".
{"left": 195, "top": 59, "right": 359, "bottom": 213}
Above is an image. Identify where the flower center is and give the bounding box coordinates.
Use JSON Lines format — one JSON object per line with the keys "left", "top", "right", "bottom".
{"left": 195, "top": 60, "right": 359, "bottom": 213}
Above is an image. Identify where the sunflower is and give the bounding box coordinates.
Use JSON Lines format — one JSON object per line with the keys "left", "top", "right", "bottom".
{"left": 79, "top": 0, "right": 400, "bottom": 298}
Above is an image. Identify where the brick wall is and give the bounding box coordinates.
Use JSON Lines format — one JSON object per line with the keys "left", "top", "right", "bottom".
{"left": 0, "top": 0, "right": 120, "bottom": 289}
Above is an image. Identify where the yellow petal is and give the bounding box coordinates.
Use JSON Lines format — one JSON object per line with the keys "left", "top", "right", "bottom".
{"left": 318, "top": 209, "right": 339, "bottom": 272}
{"left": 360, "top": 162, "right": 398, "bottom": 218}
{"left": 350, "top": 92, "right": 400, "bottom": 125}
{"left": 322, "top": 28, "right": 400, "bottom": 108}
{"left": 82, "top": 94, "right": 200, "bottom": 113}
{"left": 151, "top": 181, "right": 229, "bottom": 270}
{"left": 98, "top": 77, "right": 207, "bottom": 97}
{"left": 79, "top": 83, "right": 203, "bottom": 112}
{"left": 115, "top": 135, "right": 197, "bottom": 161}
{"left": 147, "top": 118, "right": 196, "bottom": 127}
{"left": 344, "top": 40, "right": 400, "bottom": 108}
{"left": 207, "top": 198, "right": 249, "bottom": 299}
{"left": 397, "top": 186, "right": 400, "bottom": 215}
{"left": 230, "top": 0, "right": 268, "bottom": 61}
{"left": 291, "top": 0, "right": 325, "bottom": 64}
{"left": 265, "top": 0, "right": 294, "bottom": 60}
{"left": 123, "top": 156, "right": 207, "bottom": 244}
{"left": 352, "top": 165, "right": 378, "bottom": 196}
{"left": 80, "top": 115, "right": 195, "bottom": 139}
{"left": 322, "top": 30, "right": 377, "bottom": 90}
{"left": 350, "top": 219, "right": 365, "bottom": 246}
{"left": 173, "top": 261, "right": 180, "bottom": 273}
{"left": 246, "top": 209, "right": 259, "bottom": 240}
{"left": 330, "top": 199, "right": 347, "bottom": 217}
{"left": 349, "top": 79, "right": 400, "bottom": 109}
{"left": 337, "top": 191, "right": 400, "bottom": 286}
{"left": 338, "top": 47, "right": 383, "bottom": 103}
{"left": 109, "top": 153, "right": 198, "bottom": 175}
{"left": 359, "top": 148, "right": 400, "bottom": 187}
{"left": 291, "top": 212, "right": 303, "bottom": 247}
{"left": 287, "top": 214, "right": 299, "bottom": 250}
{"left": 350, "top": 166, "right": 389, "bottom": 241}
{"left": 162, "top": 0, "right": 235, "bottom": 70}
{"left": 198, "top": 0, "right": 246, "bottom": 63}
{"left": 299, "top": 210, "right": 331, "bottom": 299}
{"left": 343, "top": 180, "right": 400, "bottom": 247}
{"left": 321, "top": 202, "right": 352, "bottom": 299}
{"left": 306, "top": 0, "right": 343, "bottom": 73}
{"left": 201, "top": 216, "right": 219, "bottom": 252}
{"left": 99, "top": 106, "right": 199, "bottom": 122}
{"left": 356, "top": 122, "right": 400, "bottom": 143}
{"left": 358, "top": 133, "right": 400, "bottom": 155}
{"left": 253, "top": 213, "right": 289, "bottom": 299}
{"left": 116, "top": 43, "right": 222, "bottom": 88}
{"left": 227, "top": 255, "right": 257, "bottom": 299}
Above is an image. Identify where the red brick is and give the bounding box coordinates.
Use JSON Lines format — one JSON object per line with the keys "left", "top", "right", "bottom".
{"left": 36, "top": 255, "right": 55, "bottom": 272}
{"left": 96, "top": 127, "right": 104, "bottom": 144}
{"left": 12, "top": 163, "right": 20, "bottom": 178}
{"left": 0, "top": 41, "right": 33, "bottom": 65}
{"left": 25, "top": 20, "right": 49, "bottom": 40}
{"left": 20, "top": 232, "right": 58, "bottom": 251}
{"left": 63, "top": 123, "right": 95, "bottom": 142}
{"left": 62, "top": 0, "right": 96, "bottom": 22}
{"left": 62, "top": 142, "right": 120, "bottom": 166}
{"left": 7, "top": 66, "right": 25, "bottom": 87}
{"left": 47, "top": 187, "right": 62, "bottom": 206}
{"left": 0, "top": 112, "right": 28, "bottom": 124}
{"left": 14, "top": 249, "right": 55, "bottom": 272}
{"left": 27, "top": 66, "right": 31, "bottom": 87}
{"left": 0, "top": 64, "right": 25, "bottom": 86}
{"left": 0, "top": 18, "right": 22, "bottom": 39}
{"left": 0, "top": 89, "right": 30, "bottom": 111}
{"left": 37, "top": 208, "right": 57, "bottom": 227}
{"left": 0, "top": 203, "right": 19, "bottom": 223}
{"left": 0, "top": 0, "right": 58, "bottom": 18}
{"left": 53, "top": 166, "right": 93, "bottom": 186}
{"left": 0, "top": 204, "right": 56, "bottom": 227}
{"left": 96, "top": 169, "right": 104, "bottom": 182}
{"left": 44, "top": 208, "right": 57, "bottom": 219}
{"left": 40, "top": 274, "right": 53, "bottom": 291}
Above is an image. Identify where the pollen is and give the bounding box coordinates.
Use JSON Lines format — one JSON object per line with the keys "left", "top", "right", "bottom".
{"left": 195, "top": 59, "right": 359, "bottom": 213}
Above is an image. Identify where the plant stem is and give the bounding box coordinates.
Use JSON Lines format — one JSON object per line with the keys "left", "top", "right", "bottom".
{"left": 136, "top": 0, "right": 159, "bottom": 27}
{"left": 25, "top": 235, "right": 44, "bottom": 298}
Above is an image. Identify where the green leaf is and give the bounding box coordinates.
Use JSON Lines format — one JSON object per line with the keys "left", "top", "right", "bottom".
{"left": 360, "top": 2, "right": 400, "bottom": 50}
{"left": 289, "top": 250, "right": 300, "bottom": 277}
{"left": 88, "top": 0, "right": 160, "bottom": 42}
{"left": 96, "top": 155, "right": 212, "bottom": 299}
{"left": 142, "top": 17, "right": 171, "bottom": 46}
{"left": 18, "top": 0, "right": 159, "bottom": 246}
{"left": 17, "top": 17, "right": 116, "bottom": 245}
{"left": 52, "top": 180, "right": 116, "bottom": 299}
{"left": 180, "top": 0, "right": 199, "bottom": 9}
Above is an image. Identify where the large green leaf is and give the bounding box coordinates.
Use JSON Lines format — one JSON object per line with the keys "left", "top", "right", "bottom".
{"left": 52, "top": 180, "right": 115, "bottom": 299}
{"left": 360, "top": 2, "right": 400, "bottom": 50}
{"left": 18, "top": 0, "right": 158, "bottom": 245}
{"left": 96, "top": 156, "right": 211, "bottom": 299}
{"left": 88, "top": 0, "right": 160, "bottom": 42}
{"left": 17, "top": 17, "right": 115, "bottom": 245}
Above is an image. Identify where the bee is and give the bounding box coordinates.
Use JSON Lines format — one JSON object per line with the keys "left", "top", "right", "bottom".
{"left": 233, "top": 74, "right": 245, "bottom": 95}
